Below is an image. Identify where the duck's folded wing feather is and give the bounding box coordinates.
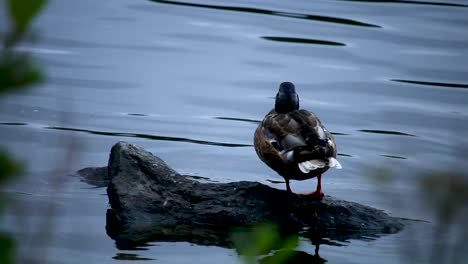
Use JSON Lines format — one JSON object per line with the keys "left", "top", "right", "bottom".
{"left": 262, "top": 111, "right": 309, "bottom": 151}
{"left": 261, "top": 109, "right": 340, "bottom": 167}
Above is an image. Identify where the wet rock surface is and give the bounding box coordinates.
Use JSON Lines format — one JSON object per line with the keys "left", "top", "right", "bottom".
{"left": 78, "top": 141, "right": 404, "bottom": 249}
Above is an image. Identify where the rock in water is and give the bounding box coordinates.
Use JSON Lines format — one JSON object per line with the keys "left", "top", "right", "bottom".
{"left": 101, "top": 142, "right": 403, "bottom": 248}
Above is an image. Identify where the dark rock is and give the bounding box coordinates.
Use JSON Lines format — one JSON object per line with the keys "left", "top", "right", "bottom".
{"left": 76, "top": 166, "right": 109, "bottom": 187}
{"left": 98, "top": 141, "right": 404, "bottom": 249}
{"left": 71, "top": 142, "right": 407, "bottom": 250}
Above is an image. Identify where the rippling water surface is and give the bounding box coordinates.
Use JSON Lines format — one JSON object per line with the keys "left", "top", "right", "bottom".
{"left": 1, "top": 0, "right": 467, "bottom": 263}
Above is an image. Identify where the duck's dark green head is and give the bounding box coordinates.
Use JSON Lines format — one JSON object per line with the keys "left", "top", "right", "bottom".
{"left": 275, "top": 82, "right": 299, "bottom": 113}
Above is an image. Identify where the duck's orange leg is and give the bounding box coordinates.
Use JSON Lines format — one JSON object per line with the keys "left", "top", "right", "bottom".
{"left": 306, "top": 174, "right": 324, "bottom": 198}
{"left": 285, "top": 178, "right": 292, "bottom": 193}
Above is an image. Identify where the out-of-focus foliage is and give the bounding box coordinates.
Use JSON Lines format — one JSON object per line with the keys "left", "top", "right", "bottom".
{"left": 0, "top": 235, "right": 14, "bottom": 264}
{"left": 421, "top": 173, "right": 468, "bottom": 223}
{"left": 4, "top": 0, "right": 47, "bottom": 47}
{"left": 0, "top": 151, "right": 22, "bottom": 184}
{"left": 231, "top": 223, "right": 299, "bottom": 264}
{"left": 368, "top": 166, "right": 468, "bottom": 264}
{"left": 419, "top": 173, "right": 468, "bottom": 264}
{"left": 0, "top": 0, "right": 47, "bottom": 263}
{"left": 1, "top": 0, "right": 46, "bottom": 93}
{"left": 0, "top": 54, "right": 43, "bottom": 92}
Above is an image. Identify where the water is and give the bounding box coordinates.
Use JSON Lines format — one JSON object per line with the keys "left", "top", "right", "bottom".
{"left": 1, "top": 0, "right": 468, "bottom": 263}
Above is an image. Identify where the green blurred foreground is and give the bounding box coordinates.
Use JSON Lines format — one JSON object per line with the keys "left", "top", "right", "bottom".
{"left": 0, "top": 0, "right": 47, "bottom": 263}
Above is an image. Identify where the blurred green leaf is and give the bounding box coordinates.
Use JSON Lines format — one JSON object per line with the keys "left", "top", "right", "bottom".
{"left": 264, "top": 235, "right": 300, "bottom": 264}
{"left": 0, "top": 151, "right": 22, "bottom": 183}
{"left": 0, "top": 54, "right": 44, "bottom": 93}
{"left": 7, "top": 0, "right": 47, "bottom": 33}
{"left": 231, "top": 223, "right": 299, "bottom": 264}
{"left": 366, "top": 167, "right": 393, "bottom": 186}
{"left": 0, "top": 234, "right": 14, "bottom": 264}
{"left": 420, "top": 173, "right": 468, "bottom": 223}
{"left": 0, "top": 1, "right": 44, "bottom": 263}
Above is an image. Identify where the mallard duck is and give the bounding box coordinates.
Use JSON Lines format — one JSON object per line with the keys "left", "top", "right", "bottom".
{"left": 254, "top": 82, "right": 341, "bottom": 198}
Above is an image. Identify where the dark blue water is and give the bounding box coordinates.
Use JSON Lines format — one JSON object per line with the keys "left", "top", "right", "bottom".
{"left": 1, "top": 0, "right": 467, "bottom": 263}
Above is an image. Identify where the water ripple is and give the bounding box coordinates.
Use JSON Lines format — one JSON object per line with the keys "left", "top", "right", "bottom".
{"left": 214, "top": 117, "right": 350, "bottom": 137}
{"left": 359, "top": 129, "right": 416, "bottom": 137}
{"left": 148, "top": 0, "right": 381, "bottom": 28}
{"left": 45, "top": 126, "right": 252, "bottom": 147}
{"left": 392, "top": 79, "right": 468, "bottom": 89}
{"left": 0, "top": 122, "right": 250, "bottom": 147}
{"left": 40, "top": 36, "right": 186, "bottom": 53}
{"left": 40, "top": 58, "right": 106, "bottom": 70}
{"left": 0, "top": 122, "right": 27, "bottom": 126}
{"left": 214, "top": 116, "right": 261, "bottom": 124}
{"left": 339, "top": 0, "right": 468, "bottom": 8}
{"left": 48, "top": 77, "right": 140, "bottom": 90}
{"left": 381, "top": 154, "right": 408, "bottom": 160}
{"left": 127, "top": 113, "right": 149, "bottom": 117}
{"left": 261, "top": 36, "right": 346, "bottom": 46}
{"left": 331, "top": 132, "right": 350, "bottom": 136}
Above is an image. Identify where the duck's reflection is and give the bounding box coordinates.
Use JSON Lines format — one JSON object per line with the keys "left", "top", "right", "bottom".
{"left": 261, "top": 249, "right": 327, "bottom": 264}
{"left": 230, "top": 223, "right": 344, "bottom": 264}
{"left": 107, "top": 214, "right": 394, "bottom": 264}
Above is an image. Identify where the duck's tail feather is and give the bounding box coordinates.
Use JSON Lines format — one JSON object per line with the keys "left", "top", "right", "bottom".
{"left": 298, "top": 160, "right": 326, "bottom": 173}
{"left": 297, "top": 157, "right": 342, "bottom": 173}
{"left": 328, "top": 157, "right": 342, "bottom": 169}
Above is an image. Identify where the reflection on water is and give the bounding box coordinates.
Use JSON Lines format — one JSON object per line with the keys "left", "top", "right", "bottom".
{"left": 261, "top": 250, "right": 327, "bottom": 264}
{"left": 112, "top": 253, "right": 154, "bottom": 261}
{"left": 230, "top": 221, "right": 406, "bottom": 264}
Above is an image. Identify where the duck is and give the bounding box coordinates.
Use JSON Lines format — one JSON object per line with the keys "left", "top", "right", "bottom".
{"left": 254, "top": 82, "right": 341, "bottom": 198}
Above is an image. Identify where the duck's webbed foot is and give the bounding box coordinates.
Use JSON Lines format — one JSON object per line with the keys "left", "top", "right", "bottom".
{"left": 304, "top": 174, "right": 324, "bottom": 199}
{"left": 305, "top": 190, "right": 324, "bottom": 198}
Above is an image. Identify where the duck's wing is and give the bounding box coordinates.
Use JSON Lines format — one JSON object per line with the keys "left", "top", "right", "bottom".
{"left": 261, "top": 109, "right": 341, "bottom": 172}
{"left": 261, "top": 109, "right": 307, "bottom": 151}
